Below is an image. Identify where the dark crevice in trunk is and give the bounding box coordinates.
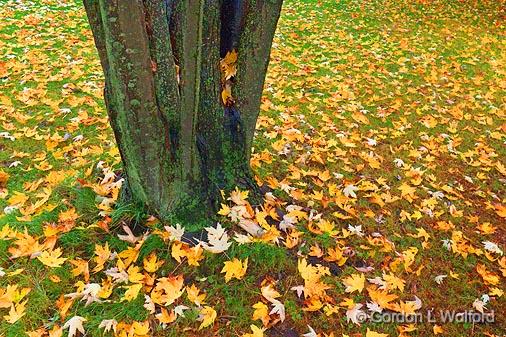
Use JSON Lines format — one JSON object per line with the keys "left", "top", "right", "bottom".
{"left": 224, "top": 106, "right": 244, "bottom": 145}
{"left": 218, "top": 0, "right": 267, "bottom": 207}
{"left": 220, "top": 0, "right": 244, "bottom": 57}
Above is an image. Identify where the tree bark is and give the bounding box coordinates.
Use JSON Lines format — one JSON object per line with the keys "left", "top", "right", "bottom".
{"left": 83, "top": 0, "right": 283, "bottom": 227}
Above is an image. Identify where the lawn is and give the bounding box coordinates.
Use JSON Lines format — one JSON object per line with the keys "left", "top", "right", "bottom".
{"left": 0, "top": 0, "right": 505, "bottom": 336}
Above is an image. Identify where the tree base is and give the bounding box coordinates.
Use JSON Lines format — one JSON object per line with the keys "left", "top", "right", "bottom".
{"left": 84, "top": 0, "right": 283, "bottom": 233}
{"left": 115, "top": 167, "right": 263, "bottom": 233}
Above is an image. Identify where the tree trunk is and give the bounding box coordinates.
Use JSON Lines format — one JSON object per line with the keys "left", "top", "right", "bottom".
{"left": 83, "top": 0, "right": 283, "bottom": 227}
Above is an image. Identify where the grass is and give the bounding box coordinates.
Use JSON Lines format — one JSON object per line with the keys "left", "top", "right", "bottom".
{"left": 0, "top": 0, "right": 505, "bottom": 336}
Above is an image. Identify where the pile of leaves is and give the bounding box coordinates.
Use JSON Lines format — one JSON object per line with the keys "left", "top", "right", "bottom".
{"left": 0, "top": 0, "right": 505, "bottom": 336}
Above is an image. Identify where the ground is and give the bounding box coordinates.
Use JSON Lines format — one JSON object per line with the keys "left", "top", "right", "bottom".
{"left": 0, "top": 0, "right": 505, "bottom": 336}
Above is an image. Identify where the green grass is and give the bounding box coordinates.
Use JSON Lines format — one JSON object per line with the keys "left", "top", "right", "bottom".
{"left": 1, "top": 0, "right": 505, "bottom": 336}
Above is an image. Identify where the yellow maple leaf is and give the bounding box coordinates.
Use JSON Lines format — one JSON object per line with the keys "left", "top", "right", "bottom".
{"left": 198, "top": 306, "right": 217, "bottom": 330}
{"left": 382, "top": 272, "right": 405, "bottom": 292}
{"left": 8, "top": 192, "right": 28, "bottom": 207}
{"left": 494, "top": 204, "right": 506, "bottom": 218}
{"left": 326, "top": 247, "right": 348, "bottom": 266}
{"left": 222, "top": 88, "right": 233, "bottom": 106}
{"left": 48, "top": 325, "right": 63, "bottom": 337}
{"left": 366, "top": 328, "right": 389, "bottom": 337}
{"left": 117, "top": 246, "right": 140, "bottom": 268}
{"left": 170, "top": 241, "right": 204, "bottom": 266}
{"left": 398, "top": 182, "right": 416, "bottom": 198}
{"left": 252, "top": 302, "right": 270, "bottom": 326}
{"left": 352, "top": 111, "right": 369, "bottom": 124}
{"left": 0, "top": 285, "right": 31, "bottom": 308}
{"left": 489, "top": 287, "right": 503, "bottom": 297}
{"left": 3, "top": 300, "right": 27, "bottom": 324}
{"left": 221, "top": 258, "right": 248, "bottom": 282}
{"left": 303, "top": 297, "right": 324, "bottom": 312}
{"left": 220, "top": 50, "right": 238, "bottom": 80}
{"left": 433, "top": 325, "right": 444, "bottom": 334}
{"left": 476, "top": 222, "right": 496, "bottom": 234}
{"left": 69, "top": 259, "right": 90, "bottom": 282}
{"left": 367, "top": 286, "right": 398, "bottom": 310}
{"left": 242, "top": 325, "right": 265, "bottom": 337}
{"left": 298, "top": 258, "right": 331, "bottom": 299}
{"left": 228, "top": 188, "right": 249, "bottom": 205}
{"left": 93, "top": 243, "right": 111, "bottom": 273}
{"left": 186, "top": 245, "right": 204, "bottom": 266}
{"left": 171, "top": 241, "right": 186, "bottom": 263}
{"left": 98, "top": 279, "right": 113, "bottom": 300}
{"left": 342, "top": 273, "right": 365, "bottom": 293}
{"left": 121, "top": 283, "right": 143, "bottom": 302}
{"left": 155, "top": 307, "right": 176, "bottom": 324}
{"left": 151, "top": 275, "right": 184, "bottom": 306}
{"left": 127, "top": 265, "right": 144, "bottom": 284}
{"left": 131, "top": 321, "right": 150, "bottom": 336}
{"left": 261, "top": 284, "right": 281, "bottom": 302}
{"left": 0, "top": 170, "right": 9, "bottom": 188}
{"left": 476, "top": 264, "right": 499, "bottom": 285}
{"left": 391, "top": 298, "right": 421, "bottom": 314}
{"left": 37, "top": 248, "right": 67, "bottom": 268}
{"left": 143, "top": 253, "right": 164, "bottom": 273}
{"left": 218, "top": 203, "right": 231, "bottom": 216}
{"left": 186, "top": 284, "right": 206, "bottom": 306}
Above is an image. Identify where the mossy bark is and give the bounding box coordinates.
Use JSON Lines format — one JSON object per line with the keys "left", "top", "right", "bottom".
{"left": 84, "top": 0, "right": 283, "bottom": 226}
